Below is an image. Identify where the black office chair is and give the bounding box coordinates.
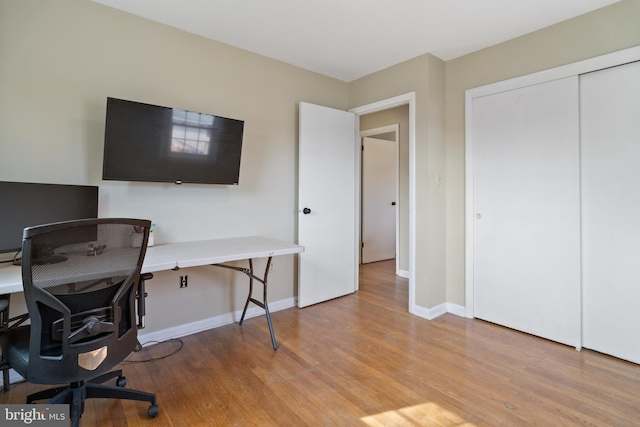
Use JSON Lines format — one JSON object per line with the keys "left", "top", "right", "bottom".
{"left": 0, "top": 294, "right": 29, "bottom": 391}
{"left": 0, "top": 295, "right": 10, "bottom": 390}
{"left": 4, "top": 218, "right": 158, "bottom": 426}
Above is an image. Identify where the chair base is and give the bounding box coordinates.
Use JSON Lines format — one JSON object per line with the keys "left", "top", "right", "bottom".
{"left": 27, "top": 369, "right": 158, "bottom": 427}
{"left": 0, "top": 362, "right": 10, "bottom": 392}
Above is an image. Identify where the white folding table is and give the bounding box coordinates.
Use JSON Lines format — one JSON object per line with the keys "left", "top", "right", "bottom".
{"left": 0, "top": 236, "right": 304, "bottom": 350}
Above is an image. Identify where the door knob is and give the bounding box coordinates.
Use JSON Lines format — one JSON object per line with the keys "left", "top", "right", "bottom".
{"left": 302, "top": 208, "right": 311, "bottom": 215}
{"left": 391, "top": 202, "right": 396, "bottom": 206}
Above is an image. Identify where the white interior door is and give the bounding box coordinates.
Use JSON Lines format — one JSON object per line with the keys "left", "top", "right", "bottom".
{"left": 581, "top": 61, "right": 640, "bottom": 364}
{"left": 472, "top": 77, "right": 581, "bottom": 347}
{"left": 298, "top": 102, "right": 357, "bottom": 308}
{"left": 361, "top": 136, "right": 396, "bottom": 263}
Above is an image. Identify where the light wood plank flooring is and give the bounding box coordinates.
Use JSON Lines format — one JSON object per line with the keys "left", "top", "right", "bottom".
{"left": 1, "top": 259, "right": 639, "bottom": 426}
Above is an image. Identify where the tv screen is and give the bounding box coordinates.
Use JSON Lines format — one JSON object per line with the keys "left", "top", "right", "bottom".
{"left": 102, "top": 97, "right": 244, "bottom": 185}
{"left": 0, "top": 181, "right": 99, "bottom": 255}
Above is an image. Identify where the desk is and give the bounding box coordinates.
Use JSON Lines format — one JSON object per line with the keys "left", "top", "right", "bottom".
{"left": 0, "top": 236, "right": 304, "bottom": 350}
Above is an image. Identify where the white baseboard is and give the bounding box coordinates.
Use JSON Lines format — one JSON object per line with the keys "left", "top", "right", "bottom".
{"left": 446, "top": 303, "right": 466, "bottom": 317}
{"left": 411, "top": 302, "right": 466, "bottom": 320}
{"left": 138, "top": 296, "right": 297, "bottom": 346}
{"left": 397, "top": 269, "right": 410, "bottom": 278}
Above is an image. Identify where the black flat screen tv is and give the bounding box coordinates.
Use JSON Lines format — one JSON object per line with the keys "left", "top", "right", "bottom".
{"left": 0, "top": 181, "right": 99, "bottom": 255}
{"left": 102, "top": 97, "right": 244, "bottom": 185}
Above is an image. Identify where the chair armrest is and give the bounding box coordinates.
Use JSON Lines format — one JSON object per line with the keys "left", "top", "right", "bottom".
{"left": 136, "top": 273, "right": 153, "bottom": 329}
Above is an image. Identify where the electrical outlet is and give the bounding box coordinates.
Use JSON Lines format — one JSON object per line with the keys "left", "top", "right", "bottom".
{"left": 179, "top": 275, "right": 188, "bottom": 288}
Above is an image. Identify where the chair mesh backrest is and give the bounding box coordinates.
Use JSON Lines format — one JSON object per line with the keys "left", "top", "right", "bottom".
{"left": 29, "top": 222, "right": 142, "bottom": 296}
{"left": 21, "top": 219, "right": 150, "bottom": 383}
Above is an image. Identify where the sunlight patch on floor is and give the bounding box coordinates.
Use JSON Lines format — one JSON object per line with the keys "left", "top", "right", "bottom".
{"left": 361, "top": 402, "right": 476, "bottom": 426}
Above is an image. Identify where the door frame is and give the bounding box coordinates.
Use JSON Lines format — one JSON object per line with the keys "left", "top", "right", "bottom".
{"left": 350, "top": 92, "right": 416, "bottom": 312}
{"left": 465, "top": 46, "right": 640, "bottom": 318}
{"left": 360, "top": 125, "right": 400, "bottom": 274}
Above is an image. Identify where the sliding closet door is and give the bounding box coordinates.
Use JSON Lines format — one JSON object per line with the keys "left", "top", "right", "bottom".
{"left": 472, "top": 77, "right": 581, "bottom": 347}
{"left": 581, "top": 61, "right": 640, "bottom": 364}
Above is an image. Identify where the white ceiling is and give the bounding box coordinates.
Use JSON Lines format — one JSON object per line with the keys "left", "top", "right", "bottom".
{"left": 92, "top": 0, "right": 621, "bottom": 82}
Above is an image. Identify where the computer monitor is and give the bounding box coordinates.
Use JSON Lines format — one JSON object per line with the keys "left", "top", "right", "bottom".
{"left": 0, "top": 181, "right": 99, "bottom": 255}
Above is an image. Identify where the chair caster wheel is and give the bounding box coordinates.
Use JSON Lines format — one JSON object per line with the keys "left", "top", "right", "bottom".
{"left": 116, "top": 376, "right": 127, "bottom": 387}
{"left": 148, "top": 403, "right": 159, "bottom": 418}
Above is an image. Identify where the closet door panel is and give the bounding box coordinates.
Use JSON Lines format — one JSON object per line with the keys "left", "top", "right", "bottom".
{"left": 581, "top": 61, "right": 640, "bottom": 364}
{"left": 473, "top": 77, "right": 581, "bottom": 347}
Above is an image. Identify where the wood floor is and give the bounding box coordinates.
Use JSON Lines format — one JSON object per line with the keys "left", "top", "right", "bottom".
{"left": 2, "top": 259, "right": 639, "bottom": 426}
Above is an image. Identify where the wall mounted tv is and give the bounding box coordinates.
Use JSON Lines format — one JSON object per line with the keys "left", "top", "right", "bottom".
{"left": 0, "top": 181, "right": 99, "bottom": 255}
{"left": 102, "top": 97, "right": 244, "bottom": 185}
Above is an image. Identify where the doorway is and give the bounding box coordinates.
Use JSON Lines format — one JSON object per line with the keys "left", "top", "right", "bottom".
{"left": 360, "top": 125, "right": 400, "bottom": 273}
{"left": 350, "top": 92, "right": 416, "bottom": 312}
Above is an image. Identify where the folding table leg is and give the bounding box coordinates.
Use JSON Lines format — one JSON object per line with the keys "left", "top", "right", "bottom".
{"left": 214, "top": 257, "right": 277, "bottom": 350}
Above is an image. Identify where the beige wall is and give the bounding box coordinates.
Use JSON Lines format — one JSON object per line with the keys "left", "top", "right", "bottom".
{"left": 0, "top": 0, "right": 348, "bottom": 332}
{"left": 359, "top": 105, "right": 409, "bottom": 272}
{"left": 2, "top": 0, "right": 639, "bottom": 328}
{"left": 349, "top": 0, "right": 640, "bottom": 311}
{"left": 350, "top": 54, "right": 447, "bottom": 310}
{"left": 445, "top": 0, "right": 640, "bottom": 305}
